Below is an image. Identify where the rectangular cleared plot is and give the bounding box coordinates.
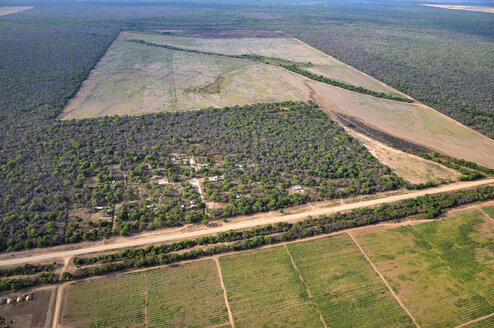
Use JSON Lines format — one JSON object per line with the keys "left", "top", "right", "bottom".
{"left": 219, "top": 246, "right": 323, "bottom": 328}
{"left": 357, "top": 211, "right": 494, "bottom": 328}
{"left": 287, "top": 234, "right": 414, "bottom": 328}
{"left": 146, "top": 260, "right": 229, "bottom": 328}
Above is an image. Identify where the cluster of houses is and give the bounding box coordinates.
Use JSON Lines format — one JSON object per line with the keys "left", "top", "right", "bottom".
{"left": 0, "top": 294, "right": 32, "bottom": 305}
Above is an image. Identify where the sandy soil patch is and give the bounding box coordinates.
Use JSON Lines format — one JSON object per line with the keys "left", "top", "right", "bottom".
{"left": 346, "top": 128, "right": 461, "bottom": 184}
{"left": 0, "top": 7, "right": 33, "bottom": 16}
{"left": 420, "top": 4, "right": 494, "bottom": 14}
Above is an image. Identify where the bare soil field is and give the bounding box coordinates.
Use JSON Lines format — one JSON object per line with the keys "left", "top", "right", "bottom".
{"left": 308, "top": 81, "right": 494, "bottom": 168}
{"left": 0, "top": 288, "right": 56, "bottom": 328}
{"left": 420, "top": 4, "right": 494, "bottom": 14}
{"left": 356, "top": 210, "right": 494, "bottom": 327}
{"left": 0, "top": 7, "right": 33, "bottom": 16}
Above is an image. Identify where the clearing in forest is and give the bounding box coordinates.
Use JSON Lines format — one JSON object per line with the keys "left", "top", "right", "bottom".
{"left": 347, "top": 130, "right": 461, "bottom": 184}
{"left": 286, "top": 234, "right": 415, "bottom": 328}
{"left": 356, "top": 210, "right": 494, "bottom": 327}
{"left": 0, "top": 7, "right": 33, "bottom": 16}
{"left": 60, "top": 30, "right": 494, "bottom": 169}
{"left": 219, "top": 246, "right": 323, "bottom": 328}
{"left": 60, "top": 260, "right": 229, "bottom": 328}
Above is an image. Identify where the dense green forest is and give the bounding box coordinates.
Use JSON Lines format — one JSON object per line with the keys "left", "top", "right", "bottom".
{"left": 0, "top": 0, "right": 492, "bottom": 252}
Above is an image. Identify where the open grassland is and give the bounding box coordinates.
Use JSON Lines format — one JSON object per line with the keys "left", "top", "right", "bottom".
{"left": 287, "top": 234, "right": 414, "bottom": 328}
{"left": 0, "top": 7, "right": 33, "bottom": 16}
{"left": 60, "top": 33, "right": 307, "bottom": 119}
{"left": 219, "top": 246, "right": 323, "bottom": 328}
{"left": 347, "top": 130, "right": 461, "bottom": 184}
{"left": 60, "top": 260, "right": 229, "bottom": 328}
{"left": 127, "top": 31, "right": 400, "bottom": 97}
{"left": 309, "top": 81, "right": 494, "bottom": 168}
{"left": 481, "top": 206, "right": 494, "bottom": 220}
{"left": 357, "top": 210, "right": 494, "bottom": 327}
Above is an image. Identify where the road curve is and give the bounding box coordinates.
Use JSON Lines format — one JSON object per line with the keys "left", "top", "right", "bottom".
{"left": 2, "top": 178, "right": 493, "bottom": 266}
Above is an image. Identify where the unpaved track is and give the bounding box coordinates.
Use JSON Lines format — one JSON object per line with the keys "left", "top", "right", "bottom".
{"left": 1, "top": 179, "right": 493, "bottom": 267}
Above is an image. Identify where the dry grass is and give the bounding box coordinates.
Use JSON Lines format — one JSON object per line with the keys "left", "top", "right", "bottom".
{"left": 348, "top": 130, "right": 461, "bottom": 184}
{"left": 309, "top": 81, "right": 494, "bottom": 168}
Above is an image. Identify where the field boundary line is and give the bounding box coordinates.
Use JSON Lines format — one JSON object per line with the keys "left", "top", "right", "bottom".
{"left": 215, "top": 257, "right": 235, "bottom": 328}
{"left": 51, "top": 282, "right": 69, "bottom": 328}
{"left": 479, "top": 207, "right": 494, "bottom": 223}
{"left": 454, "top": 311, "right": 494, "bottom": 328}
{"left": 144, "top": 270, "right": 148, "bottom": 328}
{"left": 347, "top": 232, "right": 421, "bottom": 328}
{"left": 283, "top": 244, "right": 328, "bottom": 328}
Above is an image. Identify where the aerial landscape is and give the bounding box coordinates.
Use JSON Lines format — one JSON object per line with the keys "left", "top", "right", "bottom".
{"left": 0, "top": 0, "right": 493, "bottom": 327}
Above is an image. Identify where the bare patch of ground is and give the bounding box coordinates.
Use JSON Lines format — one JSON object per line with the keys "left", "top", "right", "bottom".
{"left": 420, "top": 4, "right": 494, "bottom": 14}
{"left": 0, "top": 7, "right": 33, "bottom": 16}
{"left": 346, "top": 128, "right": 461, "bottom": 184}
{"left": 0, "top": 287, "right": 56, "bottom": 328}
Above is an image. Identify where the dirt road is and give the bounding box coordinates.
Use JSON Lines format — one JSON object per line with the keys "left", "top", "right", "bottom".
{"left": 1, "top": 178, "right": 493, "bottom": 267}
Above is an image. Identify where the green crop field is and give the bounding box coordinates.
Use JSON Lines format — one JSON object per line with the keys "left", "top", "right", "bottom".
{"left": 357, "top": 210, "right": 494, "bottom": 327}
{"left": 286, "top": 234, "right": 414, "bottom": 328}
{"left": 60, "top": 260, "right": 229, "bottom": 328}
{"left": 219, "top": 246, "right": 323, "bottom": 328}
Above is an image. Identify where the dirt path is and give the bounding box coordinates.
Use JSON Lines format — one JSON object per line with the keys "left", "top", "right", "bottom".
{"left": 479, "top": 207, "right": 494, "bottom": 223}
{"left": 454, "top": 312, "right": 494, "bottom": 328}
{"left": 284, "top": 245, "right": 328, "bottom": 328}
{"left": 1, "top": 178, "right": 493, "bottom": 267}
{"left": 347, "top": 232, "right": 421, "bottom": 328}
{"left": 215, "top": 258, "right": 235, "bottom": 328}
{"left": 51, "top": 282, "right": 68, "bottom": 328}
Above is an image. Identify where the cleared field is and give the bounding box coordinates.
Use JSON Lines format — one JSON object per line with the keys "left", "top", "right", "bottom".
{"left": 287, "top": 234, "right": 414, "bottom": 328}
{"left": 60, "top": 260, "right": 229, "bottom": 328}
{"left": 219, "top": 246, "right": 323, "bottom": 328}
{"left": 128, "top": 31, "right": 400, "bottom": 96}
{"left": 59, "top": 33, "right": 307, "bottom": 119}
{"left": 347, "top": 129, "right": 461, "bottom": 184}
{"left": 0, "top": 6, "right": 33, "bottom": 16}
{"left": 308, "top": 81, "right": 494, "bottom": 168}
{"left": 60, "top": 31, "right": 494, "bottom": 169}
{"left": 357, "top": 210, "right": 494, "bottom": 327}
{"left": 0, "top": 288, "right": 55, "bottom": 328}
{"left": 481, "top": 206, "right": 494, "bottom": 219}
{"left": 421, "top": 4, "right": 494, "bottom": 14}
